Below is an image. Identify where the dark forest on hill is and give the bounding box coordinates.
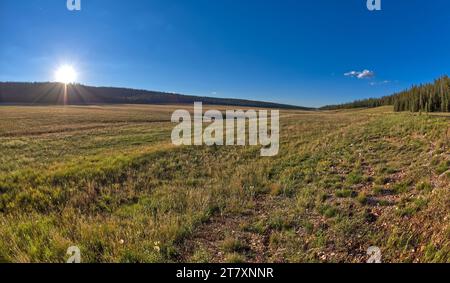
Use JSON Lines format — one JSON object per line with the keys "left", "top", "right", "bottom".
{"left": 0, "top": 82, "right": 310, "bottom": 110}
{"left": 322, "top": 76, "right": 450, "bottom": 113}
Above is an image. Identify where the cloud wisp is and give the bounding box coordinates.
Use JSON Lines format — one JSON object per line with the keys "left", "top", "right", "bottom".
{"left": 369, "top": 80, "right": 390, "bottom": 86}
{"left": 344, "top": 69, "right": 375, "bottom": 79}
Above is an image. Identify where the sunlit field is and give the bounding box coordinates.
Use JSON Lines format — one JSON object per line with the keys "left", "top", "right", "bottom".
{"left": 0, "top": 105, "right": 448, "bottom": 263}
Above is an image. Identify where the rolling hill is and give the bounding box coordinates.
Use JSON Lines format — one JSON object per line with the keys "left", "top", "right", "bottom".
{"left": 0, "top": 82, "right": 310, "bottom": 110}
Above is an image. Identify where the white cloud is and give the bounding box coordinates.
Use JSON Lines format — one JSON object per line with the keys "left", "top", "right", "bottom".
{"left": 344, "top": 71, "right": 358, "bottom": 77}
{"left": 344, "top": 69, "right": 375, "bottom": 79}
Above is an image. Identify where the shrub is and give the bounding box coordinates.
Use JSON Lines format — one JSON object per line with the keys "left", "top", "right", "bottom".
{"left": 436, "top": 161, "right": 449, "bottom": 175}
{"left": 225, "top": 253, "right": 246, "bottom": 263}
{"left": 346, "top": 171, "right": 364, "bottom": 185}
{"left": 356, "top": 192, "right": 368, "bottom": 205}
{"left": 319, "top": 205, "right": 338, "bottom": 218}
{"left": 335, "top": 189, "right": 354, "bottom": 198}
{"left": 221, "top": 237, "right": 246, "bottom": 253}
{"left": 416, "top": 181, "right": 432, "bottom": 192}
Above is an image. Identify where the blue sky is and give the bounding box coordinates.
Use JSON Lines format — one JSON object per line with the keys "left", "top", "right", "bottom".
{"left": 1, "top": 0, "right": 450, "bottom": 107}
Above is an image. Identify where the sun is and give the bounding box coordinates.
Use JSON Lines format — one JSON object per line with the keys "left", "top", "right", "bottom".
{"left": 54, "top": 65, "right": 77, "bottom": 84}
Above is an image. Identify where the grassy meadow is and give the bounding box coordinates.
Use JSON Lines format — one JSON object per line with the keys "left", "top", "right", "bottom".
{"left": 0, "top": 105, "right": 448, "bottom": 263}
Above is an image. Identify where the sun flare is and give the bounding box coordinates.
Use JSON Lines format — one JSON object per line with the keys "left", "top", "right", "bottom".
{"left": 54, "top": 65, "right": 77, "bottom": 84}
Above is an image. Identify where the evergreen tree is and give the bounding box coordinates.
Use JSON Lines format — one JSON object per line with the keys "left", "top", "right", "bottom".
{"left": 322, "top": 75, "right": 450, "bottom": 113}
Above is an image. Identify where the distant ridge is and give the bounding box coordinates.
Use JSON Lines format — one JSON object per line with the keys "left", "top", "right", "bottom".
{"left": 0, "top": 82, "right": 311, "bottom": 110}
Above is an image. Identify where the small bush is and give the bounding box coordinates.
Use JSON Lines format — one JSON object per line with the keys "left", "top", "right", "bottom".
{"left": 319, "top": 205, "right": 338, "bottom": 218}
{"left": 372, "top": 186, "right": 384, "bottom": 196}
{"left": 190, "top": 249, "right": 212, "bottom": 263}
{"left": 335, "top": 189, "right": 354, "bottom": 198}
{"left": 225, "top": 253, "right": 246, "bottom": 263}
{"left": 374, "top": 176, "right": 389, "bottom": 185}
{"left": 346, "top": 171, "right": 364, "bottom": 185}
{"left": 356, "top": 192, "right": 368, "bottom": 205}
{"left": 398, "top": 198, "right": 428, "bottom": 217}
{"left": 393, "top": 181, "right": 412, "bottom": 194}
{"left": 221, "top": 237, "right": 246, "bottom": 253}
{"left": 436, "top": 161, "right": 449, "bottom": 175}
{"left": 416, "top": 181, "right": 432, "bottom": 192}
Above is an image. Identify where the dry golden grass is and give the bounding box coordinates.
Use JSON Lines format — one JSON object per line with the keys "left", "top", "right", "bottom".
{"left": 0, "top": 105, "right": 448, "bottom": 263}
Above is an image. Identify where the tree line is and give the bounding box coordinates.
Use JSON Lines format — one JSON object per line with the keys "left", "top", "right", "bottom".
{"left": 322, "top": 76, "right": 450, "bottom": 113}
{"left": 0, "top": 82, "right": 310, "bottom": 110}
